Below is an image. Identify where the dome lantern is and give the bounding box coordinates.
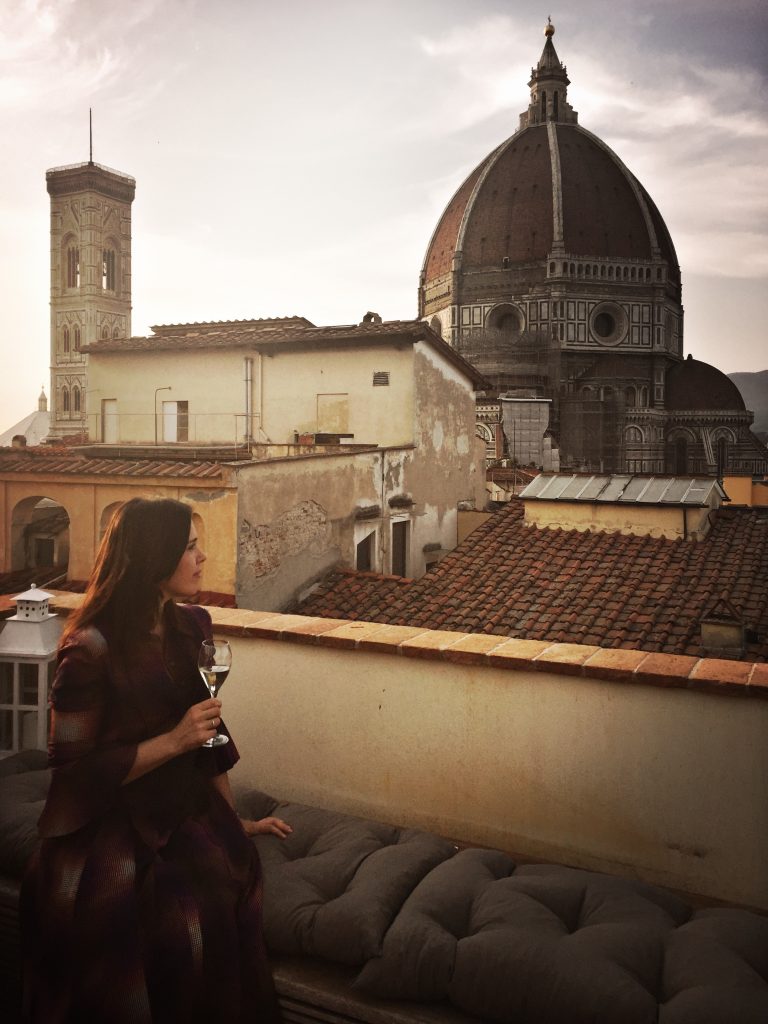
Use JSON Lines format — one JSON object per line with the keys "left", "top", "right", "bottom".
{"left": 520, "top": 17, "right": 577, "bottom": 128}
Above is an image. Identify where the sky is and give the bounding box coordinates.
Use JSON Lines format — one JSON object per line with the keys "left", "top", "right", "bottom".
{"left": 0, "top": 0, "right": 766, "bottom": 429}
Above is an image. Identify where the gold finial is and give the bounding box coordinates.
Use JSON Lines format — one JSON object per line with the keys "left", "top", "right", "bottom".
{"left": 545, "top": 15, "right": 555, "bottom": 37}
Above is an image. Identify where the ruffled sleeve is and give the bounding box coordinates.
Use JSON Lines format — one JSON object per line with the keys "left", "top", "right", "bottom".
{"left": 38, "top": 627, "right": 137, "bottom": 839}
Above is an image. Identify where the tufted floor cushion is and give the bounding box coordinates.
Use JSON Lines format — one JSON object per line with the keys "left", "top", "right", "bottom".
{"left": 237, "top": 788, "right": 458, "bottom": 966}
{"left": 355, "top": 850, "right": 768, "bottom": 1024}
{"left": 0, "top": 759, "right": 49, "bottom": 879}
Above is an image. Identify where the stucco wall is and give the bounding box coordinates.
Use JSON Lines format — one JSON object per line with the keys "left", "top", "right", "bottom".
{"left": 260, "top": 344, "right": 416, "bottom": 447}
{"left": 87, "top": 350, "right": 248, "bottom": 444}
{"left": 235, "top": 452, "right": 381, "bottom": 610}
{"left": 87, "top": 344, "right": 417, "bottom": 448}
{"left": 523, "top": 499, "right": 712, "bottom": 539}
{"left": 218, "top": 626, "right": 768, "bottom": 910}
{"left": 724, "top": 475, "right": 768, "bottom": 507}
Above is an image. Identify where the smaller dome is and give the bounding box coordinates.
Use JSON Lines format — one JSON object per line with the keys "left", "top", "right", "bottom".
{"left": 665, "top": 356, "right": 745, "bottom": 411}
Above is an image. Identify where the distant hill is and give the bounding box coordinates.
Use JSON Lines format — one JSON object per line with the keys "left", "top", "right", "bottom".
{"left": 729, "top": 371, "right": 768, "bottom": 437}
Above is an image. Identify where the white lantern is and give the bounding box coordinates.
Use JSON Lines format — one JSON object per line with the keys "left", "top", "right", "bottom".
{"left": 0, "top": 584, "right": 62, "bottom": 755}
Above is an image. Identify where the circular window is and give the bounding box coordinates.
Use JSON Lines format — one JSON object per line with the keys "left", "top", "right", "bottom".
{"left": 594, "top": 312, "right": 615, "bottom": 338}
{"left": 589, "top": 302, "right": 627, "bottom": 346}
{"left": 487, "top": 303, "right": 525, "bottom": 335}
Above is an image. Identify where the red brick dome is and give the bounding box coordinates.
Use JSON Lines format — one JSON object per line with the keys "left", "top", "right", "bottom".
{"left": 666, "top": 356, "right": 746, "bottom": 411}
{"left": 422, "top": 122, "right": 679, "bottom": 286}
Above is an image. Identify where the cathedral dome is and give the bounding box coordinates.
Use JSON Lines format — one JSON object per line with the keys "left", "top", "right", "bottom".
{"left": 420, "top": 20, "right": 680, "bottom": 318}
{"left": 665, "top": 356, "right": 746, "bottom": 411}
{"left": 422, "top": 121, "right": 679, "bottom": 285}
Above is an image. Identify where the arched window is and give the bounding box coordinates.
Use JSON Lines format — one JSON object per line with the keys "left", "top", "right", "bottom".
{"left": 73, "top": 326, "right": 81, "bottom": 351}
{"left": 640, "top": 386, "right": 649, "bottom": 407}
{"left": 553, "top": 91, "right": 559, "bottom": 119}
{"left": 66, "top": 247, "right": 80, "bottom": 288}
{"left": 113, "top": 325, "right": 120, "bottom": 339}
{"left": 61, "top": 387, "right": 70, "bottom": 414}
{"left": 625, "top": 426, "right": 643, "bottom": 443}
{"left": 63, "top": 326, "right": 70, "bottom": 353}
{"left": 73, "top": 386, "right": 81, "bottom": 413}
{"left": 716, "top": 437, "right": 728, "bottom": 478}
{"left": 625, "top": 387, "right": 636, "bottom": 408}
{"left": 674, "top": 437, "right": 688, "bottom": 475}
{"left": 102, "top": 326, "right": 109, "bottom": 340}
{"left": 541, "top": 91, "right": 546, "bottom": 118}
{"left": 102, "top": 249, "right": 116, "bottom": 290}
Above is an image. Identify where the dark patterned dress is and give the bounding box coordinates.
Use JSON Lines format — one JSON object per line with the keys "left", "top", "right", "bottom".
{"left": 21, "top": 603, "right": 282, "bottom": 1023}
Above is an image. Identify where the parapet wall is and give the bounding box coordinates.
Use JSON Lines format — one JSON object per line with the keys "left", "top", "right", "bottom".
{"left": 204, "top": 607, "right": 768, "bottom": 911}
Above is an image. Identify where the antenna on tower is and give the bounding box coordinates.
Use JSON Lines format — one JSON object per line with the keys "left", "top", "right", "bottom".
{"left": 89, "top": 108, "right": 93, "bottom": 165}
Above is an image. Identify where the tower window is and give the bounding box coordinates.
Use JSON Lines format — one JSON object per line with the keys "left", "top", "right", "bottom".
{"left": 66, "top": 247, "right": 80, "bottom": 288}
{"left": 63, "top": 326, "right": 70, "bottom": 353}
{"left": 61, "top": 387, "right": 70, "bottom": 414}
{"left": 73, "top": 386, "right": 81, "bottom": 413}
{"left": 73, "top": 326, "right": 81, "bottom": 351}
{"left": 102, "top": 249, "right": 116, "bottom": 290}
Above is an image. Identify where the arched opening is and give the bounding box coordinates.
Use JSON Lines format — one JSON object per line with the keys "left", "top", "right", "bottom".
{"left": 553, "top": 91, "right": 559, "bottom": 119}
{"left": 73, "top": 386, "right": 81, "bottom": 413}
{"left": 487, "top": 303, "right": 524, "bottom": 336}
{"left": 10, "top": 496, "right": 71, "bottom": 580}
{"left": 62, "top": 326, "right": 70, "bottom": 354}
{"left": 112, "top": 325, "right": 120, "bottom": 339}
{"left": 61, "top": 387, "right": 70, "bottom": 414}
{"left": 429, "top": 316, "right": 443, "bottom": 338}
{"left": 541, "top": 91, "right": 546, "bottom": 118}
{"left": 101, "top": 326, "right": 109, "bottom": 340}
{"left": 73, "top": 326, "right": 81, "bottom": 351}
{"left": 625, "top": 387, "right": 636, "bottom": 408}
{"left": 102, "top": 245, "right": 117, "bottom": 291}
{"left": 673, "top": 436, "right": 688, "bottom": 475}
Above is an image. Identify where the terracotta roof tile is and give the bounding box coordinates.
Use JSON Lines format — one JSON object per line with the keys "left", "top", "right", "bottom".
{"left": 0, "top": 449, "right": 227, "bottom": 480}
{"left": 293, "top": 501, "right": 768, "bottom": 662}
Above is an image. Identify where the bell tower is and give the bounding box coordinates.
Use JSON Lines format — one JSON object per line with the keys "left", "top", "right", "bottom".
{"left": 46, "top": 147, "right": 135, "bottom": 438}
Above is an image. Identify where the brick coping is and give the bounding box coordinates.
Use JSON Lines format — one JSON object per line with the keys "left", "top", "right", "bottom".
{"left": 39, "top": 592, "right": 767, "bottom": 698}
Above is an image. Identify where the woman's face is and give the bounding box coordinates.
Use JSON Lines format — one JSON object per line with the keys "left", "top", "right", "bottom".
{"left": 160, "top": 523, "right": 206, "bottom": 602}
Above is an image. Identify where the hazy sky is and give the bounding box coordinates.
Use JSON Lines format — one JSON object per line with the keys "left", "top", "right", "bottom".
{"left": 0, "top": 0, "right": 766, "bottom": 429}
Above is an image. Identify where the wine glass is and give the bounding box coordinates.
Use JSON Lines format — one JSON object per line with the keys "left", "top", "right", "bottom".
{"left": 198, "top": 639, "right": 231, "bottom": 747}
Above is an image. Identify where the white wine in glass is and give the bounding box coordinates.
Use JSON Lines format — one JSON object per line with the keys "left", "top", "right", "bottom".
{"left": 198, "top": 639, "right": 231, "bottom": 748}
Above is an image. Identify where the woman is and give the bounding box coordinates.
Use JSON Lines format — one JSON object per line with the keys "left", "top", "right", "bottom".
{"left": 22, "top": 498, "right": 290, "bottom": 1023}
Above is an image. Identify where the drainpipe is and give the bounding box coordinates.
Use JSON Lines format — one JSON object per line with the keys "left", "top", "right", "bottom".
{"left": 255, "top": 352, "right": 264, "bottom": 440}
{"left": 243, "top": 357, "right": 253, "bottom": 443}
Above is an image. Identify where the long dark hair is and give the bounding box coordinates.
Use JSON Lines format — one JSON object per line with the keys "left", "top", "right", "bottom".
{"left": 61, "top": 498, "right": 192, "bottom": 648}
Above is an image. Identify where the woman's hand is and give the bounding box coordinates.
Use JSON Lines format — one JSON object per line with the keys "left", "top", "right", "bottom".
{"left": 240, "top": 816, "right": 293, "bottom": 839}
{"left": 169, "top": 697, "right": 222, "bottom": 754}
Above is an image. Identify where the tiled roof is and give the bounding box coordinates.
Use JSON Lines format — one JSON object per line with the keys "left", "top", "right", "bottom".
{"left": 0, "top": 449, "right": 227, "bottom": 479}
{"left": 83, "top": 318, "right": 488, "bottom": 387}
{"left": 294, "top": 501, "right": 768, "bottom": 661}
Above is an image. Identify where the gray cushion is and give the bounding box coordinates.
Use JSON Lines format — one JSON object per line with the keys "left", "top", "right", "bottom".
{"left": 0, "top": 767, "right": 49, "bottom": 877}
{"left": 249, "top": 797, "right": 457, "bottom": 965}
{"left": 0, "top": 749, "right": 48, "bottom": 778}
{"left": 356, "top": 852, "right": 768, "bottom": 1024}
